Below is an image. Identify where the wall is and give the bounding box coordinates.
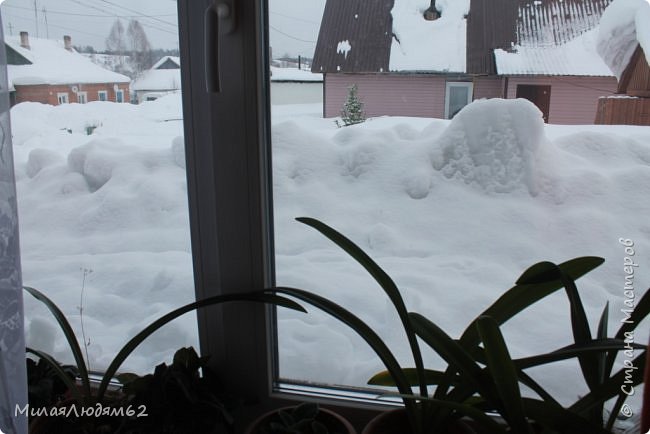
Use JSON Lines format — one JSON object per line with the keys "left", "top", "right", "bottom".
{"left": 324, "top": 73, "right": 449, "bottom": 118}
{"left": 14, "top": 82, "right": 130, "bottom": 106}
{"left": 504, "top": 76, "right": 617, "bottom": 124}
{"left": 473, "top": 76, "right": 505, "bottom": 99}
{"left": 595, "top": 96, "right": 650, "bottom": 125}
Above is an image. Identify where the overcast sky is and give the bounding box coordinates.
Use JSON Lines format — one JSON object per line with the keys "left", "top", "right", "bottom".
{"left": 0, "top": 0, "right": 325, "bottom": 57}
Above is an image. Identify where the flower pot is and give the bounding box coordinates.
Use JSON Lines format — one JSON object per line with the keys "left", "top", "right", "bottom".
{"left": 361, "top": 408, "right": 482, "bottom": 434}
{"left": 245, "top": 406, "right": 357, "bottom": 434}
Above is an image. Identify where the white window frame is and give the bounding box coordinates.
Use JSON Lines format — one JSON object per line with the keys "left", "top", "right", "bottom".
{"left": 178, "top": 1, "right": 380, "bottom": 428}
{"left": 76, "top": 91, "right": 88, "bottom": 104}
{"left": 444, "top": 81, "right": 473, "bottom": 119}
{"left": 98, "top": 90, "right": 108, "bottom": 101}
{"left": 57, "top": 92, "right": 69, "bottom": 104}
{"left": 115, "top": 89, "right": 124, "bottom": 103}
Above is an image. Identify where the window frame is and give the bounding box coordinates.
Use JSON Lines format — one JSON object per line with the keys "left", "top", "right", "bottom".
{"left": 57, "top": 92, "right": 69, "bottom": 104}
{"left": 115, "top": 89, "right": 124, "bottom": 103}
{"left": 98, "top": 90, "right": 108, "bottom": 101}
{"left": 444, "top": 81, "right": 473, "bottom": 119}
{"left": 177, "top": 0, "right": 382, "bottom": 429}
{"left": 76, "top": 91, "right": 88, "bottom": 104}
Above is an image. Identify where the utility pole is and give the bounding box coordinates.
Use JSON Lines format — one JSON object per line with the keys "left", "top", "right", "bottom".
{"left": 33, "top": 0, "right": 39, "bottom": 37}
{"left": 42, "top": 7, "right": 49, "bottom": 38}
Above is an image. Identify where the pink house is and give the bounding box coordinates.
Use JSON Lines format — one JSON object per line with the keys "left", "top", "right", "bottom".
{"left": 312, "top": 0, "right": 618, "bottom": 124}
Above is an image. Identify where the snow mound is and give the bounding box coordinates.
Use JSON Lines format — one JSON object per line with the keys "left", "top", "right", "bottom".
{"left": 430, "top": 98, "right": 545, "bottom": 195}
{"left": 597, "top": 0, "right": 650, "bottom": 79}
{"left": 26, "top": 148, "right": 64, "bottom": 178}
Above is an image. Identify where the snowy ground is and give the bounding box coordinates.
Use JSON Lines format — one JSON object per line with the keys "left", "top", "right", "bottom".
{"left": 12, "top": 95, "right": 650, "bottom": 414}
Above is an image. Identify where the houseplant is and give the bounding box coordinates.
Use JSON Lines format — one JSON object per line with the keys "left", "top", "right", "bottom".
{"left": 245, "top": 402, "right": 356, "bottom": 434}
{"left": 268, "top": 218, "right": 648, "bottom": 434}
{"left": 24, "top": 285, "right": 305, "bottom": 433}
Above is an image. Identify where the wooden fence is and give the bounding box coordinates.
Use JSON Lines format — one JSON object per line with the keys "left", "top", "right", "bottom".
{"left": 595, "top": 96, "right": 650, "bottom": 125}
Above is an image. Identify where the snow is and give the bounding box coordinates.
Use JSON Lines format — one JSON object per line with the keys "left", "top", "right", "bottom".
{"left": 131, "top": 69, "right": 182, "bottom": 92}
{"left": 495, "top": 29, "right": 613, "bottom": 76}
{"left": 597, "top": 0, "right": 650, "bottom": 79}
{"left": 270, "top": 66, "right": 323, "bottom": 82}
{"left": 337, "top": 40, "right": 352, "bottom": 59}
{"left": 12, "top": 96, "right": 650, "bottom": 414}
{"left": 6, "top": 36, "right": 130, "bottom": 86}
{"left": 389, "top": 0, "right": 468, "bottom": 72}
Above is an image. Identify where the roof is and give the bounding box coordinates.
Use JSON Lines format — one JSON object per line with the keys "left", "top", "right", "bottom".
{"left": 152, "top": 56, "right": 180, "bottom": 70}
{"left": 313, "top": 0, "right": 612, "bottom": 76}
{"left": 131, "top": 69, "right": 181, "bottom": 92}
{"left": 270, "top": 66, "right": 323, "bottom": 82}
{"left": 5, "top": 36, "right": 130, "bottom": 86}
{"left": 468, "top": 0, "right": 613, "bottom": 76}
{"left": 597, "top": 0, "right": 650, "bottom": 79}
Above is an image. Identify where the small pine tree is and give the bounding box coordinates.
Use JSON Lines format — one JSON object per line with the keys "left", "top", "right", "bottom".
{"left": 340, "top": 84, "right": 365, "bottom": 126}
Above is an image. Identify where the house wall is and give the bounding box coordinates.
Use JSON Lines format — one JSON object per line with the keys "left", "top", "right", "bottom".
{"left": 624, "top": 49, "right": 650, "bottom": 96}
{"left": 473, "top": 76, "right": 504, "bottom": 99}
{"left": 324, "top": 73, "right": 449, "bottom": 118}
{"left": 14, "top": 82, "right": 130, "bottom": 106}
{"left": 503, "top": 76, "right": 617, "bottom": 124}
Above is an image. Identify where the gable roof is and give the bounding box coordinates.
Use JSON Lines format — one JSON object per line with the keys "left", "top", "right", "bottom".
{"left": 468, "top": 0, "right": 613, "bottom": 76}
{"left": 152, "top": 56, "right": 181, "bottom": 70}
{"left": 313, "top": 0, "right": 612, "bottom": 76}
{"left": 5, "top": 36, "right": 130, "bottom": 86}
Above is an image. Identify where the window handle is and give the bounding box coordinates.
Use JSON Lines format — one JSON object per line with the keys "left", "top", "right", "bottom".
{"left": 205, "top": 0, "right": 235, "bottom": 93}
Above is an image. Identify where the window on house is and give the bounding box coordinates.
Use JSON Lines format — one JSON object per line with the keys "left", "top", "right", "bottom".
{"left": 98, "top": 90, "right": 108, "bottom": 101}
{"left": 57, "top": 92, "right": 69, "bottom": 104}
{"left": 444, "top": 81, "right": 473, "bottom": 118}
{"left": 76, "top": 91, "right": 87, "bottom": 104}
{"left": 116, "top": 89, "right": 124, "bottom": 103}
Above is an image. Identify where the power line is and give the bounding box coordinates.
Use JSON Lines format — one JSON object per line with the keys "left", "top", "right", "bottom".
{"left": 66, "top": 0, "right": 177, "bottom": 35}
{"left": 2, "top": 4, "right": 176, "bottom": 19}
{"left": 269, "top": 25, "right": 316, "bottom": 44}
{"left": 95, "top": 0, "right": 176, "bottom": 27}
{"left": 270, "top": 11, "right": 319, "bottom": 25}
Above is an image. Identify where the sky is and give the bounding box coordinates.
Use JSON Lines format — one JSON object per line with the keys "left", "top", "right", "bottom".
{"left": 0, "top": 0, "right": 324, "bottom": 57}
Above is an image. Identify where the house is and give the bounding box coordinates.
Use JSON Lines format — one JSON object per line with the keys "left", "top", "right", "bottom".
{"left": 131, "top": 56, "right": 181, "bottom": 103}
{"left": 595, "top": 0, "right": 650, "bottom": 125}
{"left": 312, "top": 0, "right": 618, "bottom": 124}
{"left": 5, "top": 32, "right": 131, "bottom": 106}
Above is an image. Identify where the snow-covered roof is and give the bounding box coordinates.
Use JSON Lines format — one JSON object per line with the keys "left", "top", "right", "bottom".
{"left": 597, "top": 0, "right": 650, "bottom": 79}
{"left": 389, "top": 0, "right": 469, "bottom": 72}
{"left": 270, "top": 66, "right": 323, "bottom": 82}
{"left": 6, "top": 36, "right": 130, "bottom": 86}
{"left": 152, "top": 56, "right": 180, "bottom": 69}
{"left": 495, "top": 28, "right": 613, "bottom": 76}
{"left": 131, "top": 69, "right": 181, "bottom": 91}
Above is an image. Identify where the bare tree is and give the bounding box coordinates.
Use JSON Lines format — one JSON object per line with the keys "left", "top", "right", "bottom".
{"left": 105, "top": 19, "right": 126, "bottom": 54}
{"left": 126, "top": 20, "right": 153, "bottom": 76}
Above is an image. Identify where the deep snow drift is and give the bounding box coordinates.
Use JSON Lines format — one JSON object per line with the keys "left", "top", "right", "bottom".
{"left": 12, "top": 95, "right": 650, "bottom": 413}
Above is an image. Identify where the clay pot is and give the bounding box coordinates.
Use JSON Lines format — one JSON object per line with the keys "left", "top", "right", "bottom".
{"left": 245, "top": 406, "right": 357, "bottom": 434}
{"left": 361, "top": 408, "right": 478, "bottom": 434}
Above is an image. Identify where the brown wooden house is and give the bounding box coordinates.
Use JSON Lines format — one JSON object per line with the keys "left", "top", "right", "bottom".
{"left": 595, "top": 45, "right": 650, "bottom": 125}
{"left": 313, "top": 0, "right": 618, "bottom": 124}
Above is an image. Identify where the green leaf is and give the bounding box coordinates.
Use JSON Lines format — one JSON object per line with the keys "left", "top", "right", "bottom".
{"left": 515, "top": 257, "right": 604, "bottom": 285}
{"left": 115, "top": 372, "right": 140, "bottom": 385}
{"left": 367, "top": 368, "right": 452, "bottom": 387}
{"left": 269, "top": 287, "right": 420, "bottom": 431}
{"left": 522, "top": 398, "right": 612, "bottom": 434}
{"left": 24, "top": 286, "right": 92, "bottom": 400}
{"left": 295, "top": 217, "right": 428, "bottom": 400}
{"left": 26, "top": 348, "right": 83, "bottom": 404}
{"left": 570, "top": 351, "right": 646, "bottom": 415}
{"left": 606, "top": 287, "right": 650, "bottom": 374}
{"left": 514, "top": 339, "right": 643, "bottom": 369}
{"left": 96, "top": 292, "right": 305, "bottom": 401}
{"left": 476, "top": 316, "right": 531, "bottom": 433}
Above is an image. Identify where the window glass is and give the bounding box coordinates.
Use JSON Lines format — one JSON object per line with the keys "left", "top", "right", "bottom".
{"left": 3, "top": 0, "right": 195, "bottom": 376}
{"left": 270, "top": 0, "right": 650, "bottom": 415}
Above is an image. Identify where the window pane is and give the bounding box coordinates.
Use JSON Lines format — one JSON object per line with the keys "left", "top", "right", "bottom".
{"left": 4, "top": 1, "right": 196, "bottom": 375}
{"left": 270, "top": 0, "right": 650, "bottom": 415}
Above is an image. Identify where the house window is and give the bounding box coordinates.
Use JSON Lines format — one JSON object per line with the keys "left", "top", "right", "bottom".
{"left": 116, "top": 89, "right": 124, "bottom": 103}
{"left": 57, "top": 92, "right": 69, "bottom": 104}
{"left": 76, "top": 91, "right": 87, "bottom": 104}
{"left": 98, "top": 90, "right": 108, "bottom": 101}
{"left": 444, "top": 81, "right": 473, "bottom": 118}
